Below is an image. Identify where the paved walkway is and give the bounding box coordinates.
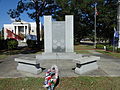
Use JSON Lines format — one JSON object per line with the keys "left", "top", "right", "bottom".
{"left": 88, "top": 50, "right": 120, "bottom": 77}
{"left": 0, "top": 50, "right": 120, "bottom": 78}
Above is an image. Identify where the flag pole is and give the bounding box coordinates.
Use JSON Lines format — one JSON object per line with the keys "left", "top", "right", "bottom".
{"left": 113, "top": 34, "right": 115, "bottom": 52}
{"left": 94, "top": 3, "right": 97, "bottom": 48}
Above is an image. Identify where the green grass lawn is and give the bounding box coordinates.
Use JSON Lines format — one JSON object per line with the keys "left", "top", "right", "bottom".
{"left": 75, "top": 50, "right": 90, "bottom": 54}
{"left": 74, "top": 45, "right": 94, "bottom": 54}
{"left": 0, "top": 54, "right": 9, "bottom": 60}
{"left": 96, "top": 50, "right": 120, "bottom": 58}
{"left": 0, "top": 45, "right": 120, "bottom": 89}
{"left": 0, "top": 77, "right": 120, "bottom": 90}
{"left": 1, "top": 44, "right": 120, "bottom": 59}
{"left": 74, "top": 45, "right": 94, "bottom": 50}
{"left": 75, "top": 45, "right": 120, "bottom": 58}
{"left": 0, "top": 47, "right": 43, "bottom": 60}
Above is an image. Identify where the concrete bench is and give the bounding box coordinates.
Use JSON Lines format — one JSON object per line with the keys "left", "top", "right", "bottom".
{"left": 73, "top": 56, "right": 100, "bottom": 74}
{"left": 15, "top": 57, "right": 42, "bottom": 74}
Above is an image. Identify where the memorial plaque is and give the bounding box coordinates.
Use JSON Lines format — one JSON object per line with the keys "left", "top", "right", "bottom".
{"left": 44, "top": 15, "right": 74, "bottom": 53}
{"left": 52, "top": 21, "right": 65, "bottom": 52}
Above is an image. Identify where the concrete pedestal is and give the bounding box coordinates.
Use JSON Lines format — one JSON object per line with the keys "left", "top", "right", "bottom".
{"left": 15, "top": 57, "right": 42, "bottom": 74}
{"left": 36, "top": 52, "right": 82, "bottom": 60}
{"left": 73, "top": 56, "right": 100, "bottom": 74}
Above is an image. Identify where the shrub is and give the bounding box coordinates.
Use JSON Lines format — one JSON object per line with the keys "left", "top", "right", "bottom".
{"left": 74, "top": 39, "right": 80, "bottom": 45}
{"left": 0, "top": 39, "right": 7, "bottom": 50}
{"left": 96, "top": 44, "right": 104, "bottom": 49}
{"left": 106, "top": 45, "right": 113, "bottom": 51}
{"left": 117, "top": 48, "right": 120, "bottom": 53}
{"left": 26, "top": 40, "right": 37, "bottom": 48}
{"left": 7, "top": 39, "right": 18, "bottom": 50}
{"left": 96, "top": 44, "right": 120, "bottom": 53}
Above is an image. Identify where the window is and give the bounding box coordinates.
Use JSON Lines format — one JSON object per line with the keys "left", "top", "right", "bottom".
{"left": 18, "top": 26, "right": 24, "bottom": 35}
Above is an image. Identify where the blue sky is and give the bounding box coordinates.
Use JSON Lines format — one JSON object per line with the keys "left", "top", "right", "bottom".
{"left": 0, "top": 0, "right": 44, "bottom": 31}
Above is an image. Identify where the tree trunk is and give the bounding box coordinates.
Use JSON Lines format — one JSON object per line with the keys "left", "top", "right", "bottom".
{"left": 36, "top": 16, "right": 41, "bottom": 49}
{"left": 35, "top": 1, "right": 41, "bottom": 49}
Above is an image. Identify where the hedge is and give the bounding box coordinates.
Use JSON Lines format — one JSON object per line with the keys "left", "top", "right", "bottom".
{"left": 96, "top": 44, "right": 120, "bottom": 52}
{"left": 96, "top": 44, "right": 104, "bottom": 49}
{"left": 0, "top": 39, "right": 7, "bottom": 50}
{"left": 0, "top": 39, "right": 18, "bottom": 50}
{"left": 7, "top": 39, "right": 18, "bottom": 50}
{"left": 26, "top": 40, "right": 37, "bottom": 48}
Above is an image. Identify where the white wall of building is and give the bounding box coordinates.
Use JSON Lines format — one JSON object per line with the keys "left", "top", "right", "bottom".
{"left": 30, "top": 22, "right": 37, "bottom": 35}
{"left": 4, "top": 21, "right": 43, "bottom": 42}
{"left": 4, "top": 24, "right": 13, "bottom": 39}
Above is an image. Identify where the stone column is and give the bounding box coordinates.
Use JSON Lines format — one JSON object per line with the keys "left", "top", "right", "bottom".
{"left": 24, "top": 26, "right": 26, "bottom": 35}
{"left": 65, "top": 15, "right": 74, "bottom": 52}
{"left": 23, "top": 26, "right": 26, "bottom": 42}
{"left": 44, "top": 16, "right": 52, "bottom": 53}
{"left": 14, "top": 26, "right": 16, "bottom": 34}
{"left": 13, "top": 25, "right": 15, "bottom": 34}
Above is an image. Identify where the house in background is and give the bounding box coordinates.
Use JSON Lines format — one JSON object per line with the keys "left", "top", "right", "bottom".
{"left": 4, "top": 20, "right": 43, "bottom": 42}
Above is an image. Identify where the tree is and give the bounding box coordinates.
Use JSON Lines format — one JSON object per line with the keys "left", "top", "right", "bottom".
{"left": 55, "top": 0, "right": 117, "bottom": 44}
{"left": 55, "top": 0, "right": 95, "bottom": 43}
{"left": 95, "top": 0, "right": 117, "bottom": 44}
{"left": 8, "top": 0, "right": 58, "bottom": 49}
{"left": 0, "top": 27, "right": 4, "bottom": 40}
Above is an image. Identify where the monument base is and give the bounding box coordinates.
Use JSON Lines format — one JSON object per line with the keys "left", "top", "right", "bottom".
{"left": 14, "top": 53, "right": 100, "bottom": 75}
{"left": 36, "top": 52, "right": 82, "bottom": 60}
{"left": 15, "top": 57, "right": 42, "bottom": 74}
{"left": 73, "top": 56, "right": 100, "bottom": 74}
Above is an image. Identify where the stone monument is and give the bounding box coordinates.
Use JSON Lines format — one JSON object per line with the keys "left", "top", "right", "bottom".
{"left": 35, "top": 15, "right": 100, "bottom": 74}
{"left": 44, "top": 15, "right": 73, "bottom": 53}
{"left": 15, "top": 15, "right": 100, "bottom": 75}
{"left": 36, "top": 15, "right": 77, "bottom": 60}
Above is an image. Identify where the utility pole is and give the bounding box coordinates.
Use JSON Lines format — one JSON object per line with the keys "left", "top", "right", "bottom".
{"left": 118, "top": 0, "right": 120, "bottom": 48}
{"left": 94, "top": 3, "right": 97, "bottom": 48}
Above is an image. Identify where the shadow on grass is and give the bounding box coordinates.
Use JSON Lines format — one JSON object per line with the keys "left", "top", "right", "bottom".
{"left": 0, "top": 46, "right": 43, "bottom": 55}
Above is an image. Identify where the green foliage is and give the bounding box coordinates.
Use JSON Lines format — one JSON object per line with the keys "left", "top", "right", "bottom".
{"left": 74, "top": 41, "right": 80, "bottom": 45}
{"left": 8, "top": 0, "right": 118, "bottom": 45}
{"left": 7, "top": 39, "right": 18, "bottom": 50}
{"left": 55, "top": 0, "right": 117, "bottom": 44}
{"left": 0, "top": 39, "right": 18, "bottom": 50}
{"left": 0, "top": 39, "right": 7, "bottom": 50}
{"left": 117, "top": 48, "right": 120, "bottom": 53}
{"left": 96, "top": 44, "right": 113, "bottom": 51}
{"left": 26, "top": 40, "right": 37, "bottom": 48}
{"left": 97, "top": 50, "right": 120, "bottom": 58}
{"left": 96, "top": 44, "right": 104, "bottom": 49}
{"left": 106, "top": 45, "right": 113, "bottom": 51}
{"left": 0, "top": 28, "right": 4, "bottom": 40}
{"left": 96, "top": 44, "right": 119, "bottom": 52}
{"left": 8, "top": 0, "right": 58, "bottom": 49}
{"left": 0, "top": 77, "right": 120, "bottom": 90}
{"left": 97, "top": 0, "right": 117, "bottom": 42}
